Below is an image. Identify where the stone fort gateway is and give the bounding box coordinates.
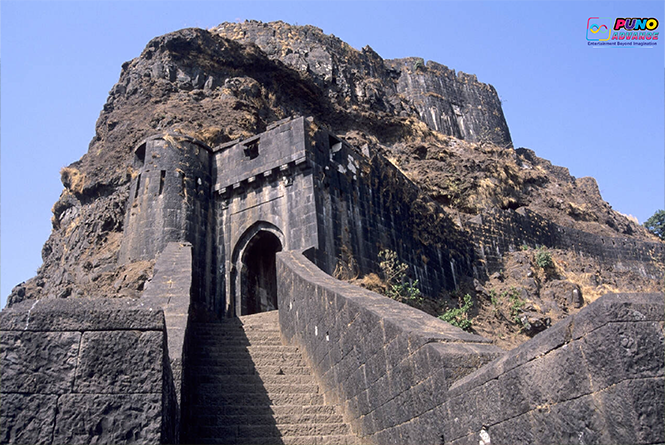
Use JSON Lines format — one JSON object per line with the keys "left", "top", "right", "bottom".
{"left": 1, "top": 113, "right": 663, "bottom": 445}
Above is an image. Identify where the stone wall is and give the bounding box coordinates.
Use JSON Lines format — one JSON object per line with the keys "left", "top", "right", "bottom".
{"left": 215, "top": 117, "right": 319, "bottom": 316}
{"left": 441, "top": 292, "right": 664, "bottom": 445}
{"left": 309, "top": 122, "right": 476, "bottom": 296}
{"left": 213, "top": 116, "right": 477, "bottom": 315}
{"left": 0, "top": 299, "right": 177, "bottom": 445}
{"left": 277, "top": 250, "right": 503, "bottom": 444}
{"left": 141, "top": 241, "right": 193, "bottom": 442}
{"left": 119, "top": 133, "right": 216, "bottom": 311}
{"left": 466, "top": 207, "right": 665, "bottom": 277}
{"left": 277, "top": 249, "right": 665, "bottom": 445}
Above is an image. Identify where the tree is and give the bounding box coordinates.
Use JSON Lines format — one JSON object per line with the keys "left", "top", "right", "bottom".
{"left": 644, "top": 210, "right": 665, "bottom": 240}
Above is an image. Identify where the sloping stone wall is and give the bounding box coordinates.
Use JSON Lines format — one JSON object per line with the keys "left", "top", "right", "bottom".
{"left": 277, "top": 250, "right": 503, "bottom": 444}
{"left": 0, "top": 299, "right": 177, "bottom": 445}
{"left": 141, "top": 241, "right": 193, "bottom": 443}
{"left": 442, "top": 292, "right": 664, "bottom": 445}
{"left": 277, "top": 250, "right": 665, "bottom": 445}
{"left": 467, "top": 207, "right": 665, "bottom": 277}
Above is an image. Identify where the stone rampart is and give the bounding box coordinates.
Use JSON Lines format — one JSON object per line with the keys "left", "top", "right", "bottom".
{"left": 467, "top": 207, "right": 665, "bottom": 277}
{"left": 308, "top": 122, "right": 477, "bottom": 297}
{"left": 277, "top": 249, "right": 665, "bottom": 445}
{"left": 0, "top": 299, "right": 177, "bottom": 445}
{"left": 277, "top": 249, "right": 503, "bottom": 443}
{"left": 141, "top": 241, "right": 193, "bottom": 442}
{"left": 441, "top": 292, "right": 664, "bottom": 445}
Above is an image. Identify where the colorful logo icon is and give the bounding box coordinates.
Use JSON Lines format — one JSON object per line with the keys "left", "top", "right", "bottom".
{"left": 587, "top": 17, "right": 612, "bottom": 41}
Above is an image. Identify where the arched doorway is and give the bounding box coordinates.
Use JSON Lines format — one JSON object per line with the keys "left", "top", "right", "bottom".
{"left": 239, "top": 231, "right": 283, "bottom": 315}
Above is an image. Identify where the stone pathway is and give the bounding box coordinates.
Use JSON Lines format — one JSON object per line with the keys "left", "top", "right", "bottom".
{"left": 181, "top": 311, "right": 359, "bottom": 445}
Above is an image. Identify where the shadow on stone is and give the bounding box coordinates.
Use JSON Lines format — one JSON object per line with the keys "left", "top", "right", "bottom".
{"left": 180, "top": 317, "right": 285, "bottom": 445}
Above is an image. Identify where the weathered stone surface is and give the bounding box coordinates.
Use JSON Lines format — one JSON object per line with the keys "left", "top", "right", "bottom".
{"left": 278, "top": 249, "right": 504, "bottom": 443}
{"left": 0, "top": 394, "right": 58, "bottom": 445}
{"left": 571, "top": 292, "right": 665, "bottom": 340}
{"left": 277, "top": 256, "right": 664, "bottom": 445}
{"left": 0, "top": 330, "right": 80, "bottom": 393}
{"left": 440, "top": 292, "right": 665, "bottom": 445}
{"left": 141, "top": 240, "right": 192, "bottom": 426}
{"left": 74, "top": 330, "right": 163, "bottom": 393}
{"left": 0, "top": 298, "right": 164, "bottom": 332}
{"left": 466, "top": 207, "right": 665, "bottom": 276}
{"left": 53, "top": 394, "right": 162, "bottom": 445}
{"left": 0, "top": 298, "right": 173, "bottom": 445}
{"left": 580, "top": 320, "right": 664, "bottom": 390}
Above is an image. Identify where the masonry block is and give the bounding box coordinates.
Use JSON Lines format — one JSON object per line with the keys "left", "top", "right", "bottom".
{"left": 74, "top": 330, "right": 163, "bottom": 394}
{"left": 53, "top": 394, "right": 162, "bottom": 445}
{"left": 0, "top": 298, "right": 174, "bottom": 445}
{"left": 0, "top": 331, "right": 80, "bottom": 394}
{"left": 0, "top": 394, "right": 58, "bottom": 445}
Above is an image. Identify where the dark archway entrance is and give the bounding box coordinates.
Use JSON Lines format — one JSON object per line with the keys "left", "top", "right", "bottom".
{"left": 240, "top": 231, "right": 282, "bottom": 315}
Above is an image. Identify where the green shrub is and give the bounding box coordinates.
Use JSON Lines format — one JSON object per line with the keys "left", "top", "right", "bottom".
{"left": 439, "top": 294, "right": 473, "bottom": 331}
{"left": 644, "top": 210, "right": 665, "bottom": 240}
{"left": 535, "top": 247, "right": 553, "bottom": 269}
{"left": 378, "top": 249, "right": 423, "bottom": 306}
{"left": 508, "top": 291, "right": 525, "bottom": 324}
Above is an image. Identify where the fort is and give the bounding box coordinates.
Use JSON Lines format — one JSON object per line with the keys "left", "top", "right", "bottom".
{"left": 1, "top": 22, "right": 663, "bottom": 445}
{"left": 2, "top": 116, "right": 663, "bottom": 445}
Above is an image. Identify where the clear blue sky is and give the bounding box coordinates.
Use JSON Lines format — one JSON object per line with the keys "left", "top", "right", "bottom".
{"left": 2, "top": 1, "right": 664, "bottom": 307}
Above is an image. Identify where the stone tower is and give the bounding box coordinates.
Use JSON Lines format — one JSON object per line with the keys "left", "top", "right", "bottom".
{"left": 118, "top": 133, "right": 216, "bottom": 311}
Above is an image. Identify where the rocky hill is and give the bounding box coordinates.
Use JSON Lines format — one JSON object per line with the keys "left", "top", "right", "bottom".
{"left": 7, "top": 21, "right": 662, "bottom": 347}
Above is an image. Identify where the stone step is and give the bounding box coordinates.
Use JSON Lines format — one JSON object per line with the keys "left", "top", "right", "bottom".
{"left": 193, "top": 346, "right": 301, "bottom": 358}
{"left": 189, "top": 372, "right": 316, "bottom": 386}
{"left": 191, "top": 391, "right": 325, "bottom": 407}
{"left": 191, "top": 323, "right": 280, "bottom": 333}
{"left": 191, "top": 335, "right": 283, "bottom": 346}
{"left": 190, "top": 329, "right": 281, "bottom": 337}
{"left": 193, "top": 338, "right": 284, "bottom": 347}
{"left": 192, "top": 435, "right": 358, "bottom": 445}
{"left": 194, "top": 412, "right": 345, "bottom": 426}
{"left": 186, "top": 404, "right": 340, "bottom": 418}
{"left": 191, "top": 330, "right": 280, "bottom": 338}
{"left": 187, "top": 364, "right": 312, "bottom": 376}
{"left": 183, "top": 312, "right": 359, "bottom": 445}
{"left": 194, "top": 382, "right": 319, "bottom": 395}
{"left": 195, "top": 344, "right": 300, "bottom": 354}
{"left": 194, "top": 422, "right": 351, "bottom": 440}
{"left": 276, "top": 435, "right": 359, "bottom": 445}
{"left": 189, "top": 355, "right": 307, "bottom": 367}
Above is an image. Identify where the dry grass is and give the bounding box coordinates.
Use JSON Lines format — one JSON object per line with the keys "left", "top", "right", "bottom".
{"left": 351, "top": 273, "right": 386, "bottom": 294}
{"left": 60, "top": 167, "right": 86, "bottom": 194}
{"left": 162, "top": 134, "right": 180, "bottom": 147}
{"left": 193, "top": 126, "right": 224, "bottom": 146}
{"left": 333, "top": 246, "right": 359, "bottom": 281}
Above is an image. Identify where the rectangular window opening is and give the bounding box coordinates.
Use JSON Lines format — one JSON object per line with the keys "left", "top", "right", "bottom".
{"left": 159, "top": 170, "right": 166, "bottom": 195}
{"left": 135, "top": 143, "right": 146, "bottom": 168}
{"left": 243, "top": 139, "right": 260, "bottom": 159}
{"left": 134, "top": 174, "right": 142, "bottom": 199}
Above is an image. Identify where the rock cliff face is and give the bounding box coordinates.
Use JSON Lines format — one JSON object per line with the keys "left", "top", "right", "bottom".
{"left": 7, "top": 21, "right": 660, "bottom": 322}
{"left": 212, "top": 21, "right": 511, "bottom": 146}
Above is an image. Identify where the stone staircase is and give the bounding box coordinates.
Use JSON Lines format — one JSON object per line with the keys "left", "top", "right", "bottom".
{"left": 181, "top": 311, "right": 359, "bottom": 445}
